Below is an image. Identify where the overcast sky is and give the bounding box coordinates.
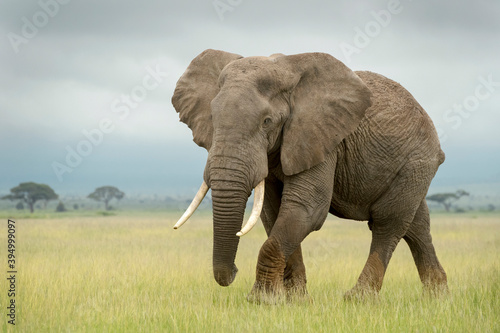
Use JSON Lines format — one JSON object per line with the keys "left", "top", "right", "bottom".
{"left": 1, "top": 0, "right": 499, "bottom": 196}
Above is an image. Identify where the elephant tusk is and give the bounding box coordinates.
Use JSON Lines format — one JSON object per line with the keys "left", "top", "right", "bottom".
{"left": 236, "top": 180, "right": 265, "bottom": 237}
{"left": 173, "top": 181, "right": 209, "bottom": 229}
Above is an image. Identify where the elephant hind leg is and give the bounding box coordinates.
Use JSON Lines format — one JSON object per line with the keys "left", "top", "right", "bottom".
{"left": 345, "top": 209, "right": 414, "bottom": 299}
{"left": 345, "top": 162, "right": 435, "bottom": 299}
{"left": 345, "top": 217, "right": 412, "bottom": 299}
{"left": 403, "top": 200, "right": 448, "bottom": 294}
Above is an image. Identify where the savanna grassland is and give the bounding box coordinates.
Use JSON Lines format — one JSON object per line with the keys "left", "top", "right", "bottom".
{"left": 1, "top": 211, "right": 498, "bottom": 332}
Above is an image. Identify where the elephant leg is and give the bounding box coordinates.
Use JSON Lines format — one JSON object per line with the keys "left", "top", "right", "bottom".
{"left": 260, "top": 174, "right": 283, "bottom": 235}
{"left": 345, "top": 162, "right": 435, "bottom": 299}
{"left": 249, "top": 159, "right": 335, "bottom": 303}
{"left": 259, "top": 175, "right": 309, "bottom": 299}
{"left": 248, "top": 176, "right": 287, "bottom": 303}
{"left": 249, "top": 211, "right": 319, "bottom": 304}
{"left": 344, "top": 217, "right": 410, "bottom": 299}
{"left": 403, "top": 200, "right": 448, "bottom": 294}
{"left": 283, "top": 246, "right": 308, "bottom": 297}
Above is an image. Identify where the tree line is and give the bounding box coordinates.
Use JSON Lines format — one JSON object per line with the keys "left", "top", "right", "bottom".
{"left": 2, "top": 182, "right": 124, "bottom": 213}
{"left": 1, "top": 182, "right": 484, "bottom": 213}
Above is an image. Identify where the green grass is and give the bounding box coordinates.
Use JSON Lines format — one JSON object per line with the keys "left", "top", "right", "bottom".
{"left": 0, "top": 212, "right": 498, "bottom": 332}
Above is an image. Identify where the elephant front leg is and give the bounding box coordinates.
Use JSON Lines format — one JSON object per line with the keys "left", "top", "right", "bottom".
{"left": 248, "top": 236, "right": 287, "bottom": 304}
{"left": 249, "top": 207, "right": 327, "bottom": 303}
{"left": 283, "top": 246, "right": 309, "bottom": 299}
{"left": 249, "top": 158, "right": 335, "bottom": 304}
{"left": 248, "top": 241, "right": 309, "bottom": 304}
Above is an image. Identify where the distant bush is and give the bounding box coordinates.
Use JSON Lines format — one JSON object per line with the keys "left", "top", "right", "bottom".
{"left": 73, "top": 204, "right": 79, "bottom": 210}
{"left": 56, "top": 201, "right": 67, "bottom": 212}
{"left": 15, "top": 202, "right": 24, "bottom": 210}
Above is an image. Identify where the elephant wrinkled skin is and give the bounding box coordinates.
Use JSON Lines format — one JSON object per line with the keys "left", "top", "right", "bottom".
{"left": 171, "top": 49, "right": 448, "bottom": 302}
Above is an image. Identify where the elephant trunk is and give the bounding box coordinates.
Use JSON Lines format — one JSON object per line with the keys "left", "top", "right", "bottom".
{"left": 205, "top": 139, "right": 267, "bottom": 286}
{"left": 211, "top": 179, "right": 249, "bottom": 286}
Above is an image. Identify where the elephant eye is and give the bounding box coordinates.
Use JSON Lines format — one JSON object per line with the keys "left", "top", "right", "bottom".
{"left": 263, "top": 118, "right": 272, "bottom": 126}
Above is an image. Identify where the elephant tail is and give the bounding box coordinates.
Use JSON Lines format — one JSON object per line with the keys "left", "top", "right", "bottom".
{"left": 438, "top": 149, "right": 445, "bottom": 165}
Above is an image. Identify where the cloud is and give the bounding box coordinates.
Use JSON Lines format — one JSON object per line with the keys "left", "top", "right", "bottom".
{"left": 0, "top": 0, "right": 498, "bottom": 194}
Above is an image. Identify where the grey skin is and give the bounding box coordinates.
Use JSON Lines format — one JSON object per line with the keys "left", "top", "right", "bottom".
{"left": 172, "top": 49, "right": 448, "bottom": 302}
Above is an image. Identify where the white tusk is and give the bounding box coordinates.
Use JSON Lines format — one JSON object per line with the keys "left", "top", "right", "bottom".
{"left": 236, "top": 180, "right": 265, "bottom": 237}
{"left": 173, "top": 181, "right": 209, "bottom": 229}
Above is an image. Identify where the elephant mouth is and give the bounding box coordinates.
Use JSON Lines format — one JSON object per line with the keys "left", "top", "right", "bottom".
{"left": 173, "top": 180, "right": 265, "bottom": 237}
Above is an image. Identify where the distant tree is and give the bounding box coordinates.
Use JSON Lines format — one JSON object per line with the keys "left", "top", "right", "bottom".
{"left": 2, "top": 182, "right": 58, "bottom": 213}
{"left": 15, "top": 202, "right": 24, "bottom": 210}
{"left": 88, "top": 186, "right": 125, "bottom": 211}
{"left": 56, "top": 201, "right": 67, "bottom": 212}
{"left": 73, "top": 203, "right": 79, "bottom": 210}
{"left": 426, "top": 190, "right": 469, "bottom": 212}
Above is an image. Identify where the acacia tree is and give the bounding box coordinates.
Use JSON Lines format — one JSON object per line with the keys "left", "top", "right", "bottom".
{"left": 426, "top": 189, "right": 469, "bottom": 212}
{"left": 88, "top": 186, "right": 125, "bottom": 211}
{"left": 2, "top": 182, "right": 59, "bottom": 213}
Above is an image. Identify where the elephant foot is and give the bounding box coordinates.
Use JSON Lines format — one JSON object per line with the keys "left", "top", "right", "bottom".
{"left": 422, "top": 282, "right": 449, "bottom": 298}
{"left": 284, "top": 273, "right": 311, "bottom": 303}
{"left": 247, "top": 278, "right": 312, "bottom": 304}
{"left": 343, "top": 286, "right": 379, "bottom": 301}
{"left": 345, "top": 252, "right": 384, "bottom": 301}
{"left": 248, "top": 237, "right": 287, "bottom": 304}
{"left": 420, "top": 268, "right": 448, "bottom": 297}
{"left": 247, "top": 282, "right": 286, "bottom": 305}
{"left": 285, "top": 288, "right": 313, "bottom": 304}
{"left": 247, "top": 263, "right": 286, "bottom": 304}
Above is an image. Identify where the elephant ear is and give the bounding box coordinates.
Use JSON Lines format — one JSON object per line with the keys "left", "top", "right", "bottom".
{"left": 172, "top": 49, "right": 243, "bottom": 150}
{"left": 278, "top": 53, "right": 372, "bottom": 176}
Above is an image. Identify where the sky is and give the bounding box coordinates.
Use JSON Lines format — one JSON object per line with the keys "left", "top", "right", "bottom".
{"left": 0, "top": 0, "right": 499, "bottom": 197}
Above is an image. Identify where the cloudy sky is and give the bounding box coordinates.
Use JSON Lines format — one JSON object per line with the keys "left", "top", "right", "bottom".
{"left": 1, "top": 0, "right": 499, "bottom": 196}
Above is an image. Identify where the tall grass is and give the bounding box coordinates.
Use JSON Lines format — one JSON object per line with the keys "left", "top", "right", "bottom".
{"left": 1, "top": 212, "right": 498, "bottom": 332}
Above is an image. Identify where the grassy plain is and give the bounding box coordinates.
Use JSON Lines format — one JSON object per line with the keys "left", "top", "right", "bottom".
{"left": 0, "top": 211, "right": 498, "bottom": 332}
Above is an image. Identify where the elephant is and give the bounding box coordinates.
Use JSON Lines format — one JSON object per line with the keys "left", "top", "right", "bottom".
{"left": 171, "top": 49, "right": 448, "bottom": 302}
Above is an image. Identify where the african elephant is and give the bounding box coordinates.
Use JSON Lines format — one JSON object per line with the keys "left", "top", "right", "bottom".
{"left": 172, "top": 49, "right": 448, "bottom": 302}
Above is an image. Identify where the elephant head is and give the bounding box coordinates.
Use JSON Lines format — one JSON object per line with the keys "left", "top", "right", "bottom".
{"left": 172, "top": 49, "right": 372, "bottom": 286}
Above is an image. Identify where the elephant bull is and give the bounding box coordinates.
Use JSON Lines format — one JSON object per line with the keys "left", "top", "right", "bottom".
{"left": 171, "top": 49, "right": 447, "bottom": 302}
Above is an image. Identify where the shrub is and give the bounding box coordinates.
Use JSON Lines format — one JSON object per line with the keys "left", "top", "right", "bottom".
{"left": 56, "top": 201, "right": 67, "bottom": 212}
